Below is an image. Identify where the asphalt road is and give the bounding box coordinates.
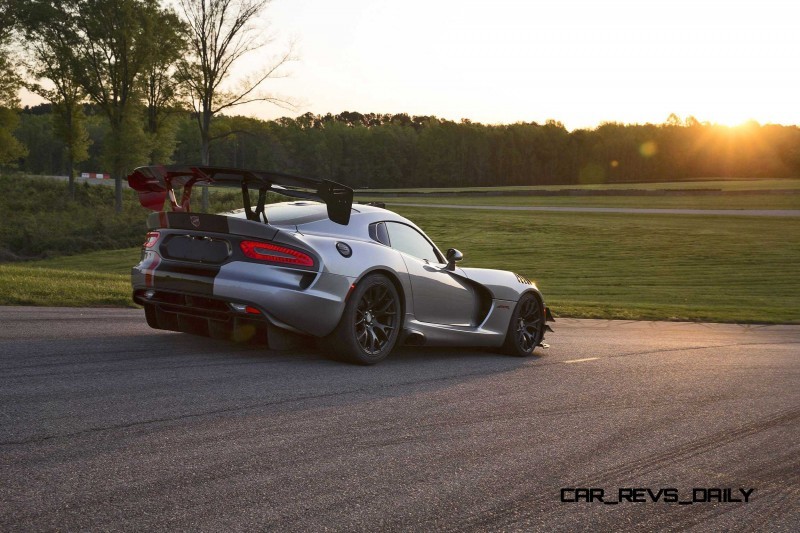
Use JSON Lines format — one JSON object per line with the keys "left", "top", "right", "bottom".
{"left": 388, "top": 202, "right": 800, "bottom": 217}
{"left": 1, "top": 307, "right": 798, "bottom": 531}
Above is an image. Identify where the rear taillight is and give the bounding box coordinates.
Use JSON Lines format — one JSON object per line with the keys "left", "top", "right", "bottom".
{"left": 143, "top": 231, "right": 160, "bottom": 248}
{"left": 240, "top": 240, "right": 315, "bottom": 267}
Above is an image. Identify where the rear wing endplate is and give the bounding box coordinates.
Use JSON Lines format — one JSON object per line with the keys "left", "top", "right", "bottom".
{"left": 126, "top": 165, "right": 354, "bottom": 225}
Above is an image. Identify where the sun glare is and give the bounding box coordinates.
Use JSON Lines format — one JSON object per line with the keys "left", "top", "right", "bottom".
{"left": 18, "top": 0, "right": 800, "bottom": 129}
{"left": 694, "top": 110, "right": 764, "bottom": 129}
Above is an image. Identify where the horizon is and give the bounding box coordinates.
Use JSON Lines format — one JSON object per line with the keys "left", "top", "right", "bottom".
{"left": 17, "top": 98, "right": 799, "bottom": 133}
{"left": 18, "top": 0, "right": 800, "bottom": 130}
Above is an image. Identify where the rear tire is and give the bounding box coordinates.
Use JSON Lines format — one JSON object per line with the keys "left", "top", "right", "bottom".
{"left": 328, "top": 273, "right": 401, "bottom": 365}
{"left": 502, "top": 292, "right": 545, "bottom": 357}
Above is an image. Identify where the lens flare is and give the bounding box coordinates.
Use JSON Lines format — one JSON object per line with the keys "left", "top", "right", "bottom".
{"left": 639, "top": 141, "right": 658, "bottom": 157}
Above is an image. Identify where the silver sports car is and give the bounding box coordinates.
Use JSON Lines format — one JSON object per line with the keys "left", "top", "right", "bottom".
{"left": 127, "top": 166, "right": 554, "bottom": 364}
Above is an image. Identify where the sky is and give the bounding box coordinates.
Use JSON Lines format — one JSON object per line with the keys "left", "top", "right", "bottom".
{"left": 23, "top": 0, "right": 800, "bottom": 130}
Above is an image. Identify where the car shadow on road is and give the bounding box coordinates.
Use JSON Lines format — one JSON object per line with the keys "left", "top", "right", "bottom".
{"left": 3, "top": 328, "right": 550, "bottom": 444}
{"left": 164, "top": 331, "right": 544, "bottom": 399}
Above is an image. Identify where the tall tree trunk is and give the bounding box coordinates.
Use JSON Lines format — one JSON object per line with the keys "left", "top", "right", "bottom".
{"left": 65, "top": 110, "right": 75, "bottom": 200}
{"left": 114, "top": 175, "right": 123, "bottom": 213}
{"left": 200, "top": 109, "right": 211, "bottom": 211}
{"left": 111, "top": 114, "right": 123, "bottom": 213}
{"left": 67, "top": 154, "right": 75, "bottom": 200}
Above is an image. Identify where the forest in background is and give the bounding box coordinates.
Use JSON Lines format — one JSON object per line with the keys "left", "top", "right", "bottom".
{"left": 10, "top": 106, "right": 800, "bottom": 189}
{"left": 2, "top": 1, "right": 799, "bottom": 192}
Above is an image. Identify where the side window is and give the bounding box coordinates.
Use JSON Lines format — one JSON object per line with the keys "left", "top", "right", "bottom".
{"left": 385, "top": 222, "right": 441, "bottom": 263}
{"left": 368, "top": 222, "right": 390, "bottom": 246}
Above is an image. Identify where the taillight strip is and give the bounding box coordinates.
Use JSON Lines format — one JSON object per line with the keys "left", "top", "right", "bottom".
{"left": 144, "top": 231, "right": 160, "bottom": 248}
{"left": 239, "top": 240, "right": 314, "bottom": 267}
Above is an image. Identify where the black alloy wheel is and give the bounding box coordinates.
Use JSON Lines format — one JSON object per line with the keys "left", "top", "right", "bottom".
{"left": 503, "top": 292, "right": 545, "bottom": 356}
{"left": 355, "top": 283, "right": 398, "bottom": 355}
{"left": 329, "top": 273, "right": 401, "bottom": 364}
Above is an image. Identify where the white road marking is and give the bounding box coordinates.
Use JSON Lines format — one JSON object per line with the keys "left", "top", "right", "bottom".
{"left": 563, "top": 357, "right": 600, "bottom": 364}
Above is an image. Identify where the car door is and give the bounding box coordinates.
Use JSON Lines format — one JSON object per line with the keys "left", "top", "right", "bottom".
{"left": 384, "top": 221, "right": 478, "bottom": 326}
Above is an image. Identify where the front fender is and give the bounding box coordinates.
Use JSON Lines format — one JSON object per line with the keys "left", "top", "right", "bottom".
{"left": 458, "top": 267, "right": 541, "bottom": 301}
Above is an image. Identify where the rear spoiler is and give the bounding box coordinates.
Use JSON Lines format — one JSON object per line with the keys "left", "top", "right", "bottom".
{"left": 126, "top": 165, "right": 354, "bottom": 225}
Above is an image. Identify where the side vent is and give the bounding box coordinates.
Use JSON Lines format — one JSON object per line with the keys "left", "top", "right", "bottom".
{"left": 515, "top": 273, "right": 532, "bottom": 285}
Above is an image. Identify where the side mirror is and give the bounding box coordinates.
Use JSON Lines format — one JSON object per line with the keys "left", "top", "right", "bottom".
{"left": 445, "top": 248, "right": 463, "bottom": 271}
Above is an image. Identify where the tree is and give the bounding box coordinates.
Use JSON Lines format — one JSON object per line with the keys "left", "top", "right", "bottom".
{"left": 0, "top": 107, "right": 28, "bottom": 166}
{"left": 0, "top": 0, "right": 27, "bottom": 166}
{"left": 16, "top": 111, "right": 63, "bottom": 174}
{"left": 69, "top": 0, "right": 180, "bottom": 212}
{"left": 177, "top": 0, "right": 296, "bottom": 208}
{"left": 141, "top": 7, "right": 188, "bottom": 164}
{"left": 18, "top": 1, "right": 90, "bottom": 198}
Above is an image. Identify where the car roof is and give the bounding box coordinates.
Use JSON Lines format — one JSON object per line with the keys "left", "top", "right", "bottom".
{"left": 223, "top": 201, "right": 411, "bottom": 229}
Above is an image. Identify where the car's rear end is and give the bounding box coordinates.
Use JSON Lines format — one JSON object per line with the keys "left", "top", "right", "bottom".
{"left": 127, "top": 166, "right": 355, "bottom": 344}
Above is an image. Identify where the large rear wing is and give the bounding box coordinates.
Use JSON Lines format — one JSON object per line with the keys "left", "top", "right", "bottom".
{"left": 127, "top": 165, "right": 354, "bottom": 225}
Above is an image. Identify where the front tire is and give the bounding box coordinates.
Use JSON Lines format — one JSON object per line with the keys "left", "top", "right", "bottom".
{"left": 502, "top": 292, "right": 545, "bottom": 357}
{"left": 329, "top": 273, "right": 401, "bottom": 365}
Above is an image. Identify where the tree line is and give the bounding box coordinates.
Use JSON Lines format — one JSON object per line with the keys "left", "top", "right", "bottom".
{"left": 2, "top": 1, "right": 799, "bottom": 198}
{"left": 11, "top": 107, "right": 800, "bottom": 189}
{"left": 0, "top": 0, "right": 290, "bottom": 210}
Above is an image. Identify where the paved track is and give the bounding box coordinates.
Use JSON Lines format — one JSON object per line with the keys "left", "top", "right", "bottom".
{"left": 1, "top": 307, "right": 798, "bottom": 531}
{"left": 387, "top": 202, "right": 800, "bottom": 217}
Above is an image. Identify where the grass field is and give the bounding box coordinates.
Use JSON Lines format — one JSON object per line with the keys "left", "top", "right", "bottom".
{"left": 0, "top": 265, "right": 133, "bottom": 307}
{"left": 391, "top": 207, "right": 800, "bottom": 324}
{"left": 356, "top": 178, "right": 800, "bottom": 210}
{"left": 2, "top": 208, "right": 798, "bottom": 323}
{"left": 358, "top": 193, "right": 800, "bottom": 210}
{"left": 0, "top": 174, "right": 250, "bottom": 260}
{"left": 0, "top": 249, "right": 140, "bottom": 307}
{"left": 357, "top": 177, "right": 800, "bottom": 193}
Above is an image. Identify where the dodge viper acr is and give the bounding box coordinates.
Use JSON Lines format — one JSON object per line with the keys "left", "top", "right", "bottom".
{"left": 127, "top": 165, "right": 554, "bottom": 364}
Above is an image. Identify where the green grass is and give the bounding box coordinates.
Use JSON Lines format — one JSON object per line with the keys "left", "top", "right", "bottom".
{"left": 357, "top": 177, "right": 800, "bottom": 194}
{"left": 0, "top": 248, "right": 141, "bottom": 307}
{"left": 391, "top": 207, "right": 800, "bottom": 324}
{"left": 356, "top": 177, "right": 800, "bottom": 210}
{"left": 0, "top": 266, "right": 131, "bottom": 307}
{"left": 2, "top": 211, "right": 798, "bottom": 324}
{"left": 0, "top": 174, "right": 254, "bottom": 260}
{"left": 23, "top": 247, "right": 142, "bottom": 274}
{"left": 358, "top": 193, "right": 800, "bottom": 210}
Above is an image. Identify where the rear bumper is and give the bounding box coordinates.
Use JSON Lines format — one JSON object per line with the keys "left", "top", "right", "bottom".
{"left": 134, "top": 289, "right": 269, "bottom": 343}
{"left": 132, "top": 256, "right": 353, "bottom": 337}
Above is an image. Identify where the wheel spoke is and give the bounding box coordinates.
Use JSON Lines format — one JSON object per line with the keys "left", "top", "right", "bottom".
{"left": 375, "top": 286, "right": 388, "bottom": 304}
{"left": 519, "top": 331, "right": 531, "bottom": 350}
{"left": 374, "top": 319, "right": 394, "bottom": 330}
{"left": 373, "top": 321, "right": 394, "bottom": 339}
{"left": 374, "top": 297, "right": 394, "bottom": 314}
{"left": 369, "top": 328, "right": 379, "bottom": 352}
{"left": 511, "top": 295, "right": 545, "bottom": 353}
{"left": 363, "top": 290, "right": 374, "bottom": 309}
{"left": 353, "top": 280, "right": 400, "bottom": 356}
{"left": 521, "top": 307, "right": 540, "bottom": 322}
